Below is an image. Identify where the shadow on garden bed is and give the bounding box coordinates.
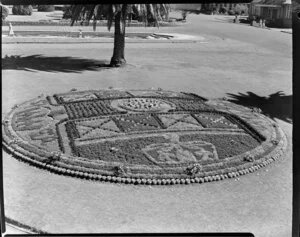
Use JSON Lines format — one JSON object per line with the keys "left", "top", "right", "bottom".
{"left": 227, "top": 91, "right": 292, "bottom": 123}
{"left": 2, "top": 55, "right": 111, "bottom": 73}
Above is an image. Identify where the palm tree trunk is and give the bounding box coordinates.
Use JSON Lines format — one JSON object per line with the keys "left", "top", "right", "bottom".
{"left": 110, "top": 11, "right": 126, "bottom": 67}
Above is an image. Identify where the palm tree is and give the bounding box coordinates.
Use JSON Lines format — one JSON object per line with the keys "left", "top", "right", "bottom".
{"left": 70, "top": 4, "right": 170, "bottom": 67}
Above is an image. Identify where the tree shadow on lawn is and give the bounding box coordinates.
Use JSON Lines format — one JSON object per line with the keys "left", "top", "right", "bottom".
{"left": 227, "top": 91, "right": 292, "bottom": 124}
{"left": 2, "top": 55, "right": 112, "bottom": 73}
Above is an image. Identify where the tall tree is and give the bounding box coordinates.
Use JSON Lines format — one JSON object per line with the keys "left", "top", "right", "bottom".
{"left": 70, "top": 4, "right": 169, "bottom": 67}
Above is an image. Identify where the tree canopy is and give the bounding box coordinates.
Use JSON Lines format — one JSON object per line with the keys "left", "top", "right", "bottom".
{"left": 69, "top": 4, "right": 170, "bottom": 31}
{"left": 69, "top": 4, "right": 170, "bottom": 67}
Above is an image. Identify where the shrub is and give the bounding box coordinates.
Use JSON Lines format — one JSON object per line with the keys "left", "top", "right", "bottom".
{"left": 181, "top": 10, "right": 187, "bottom": 20}
{"left": 38, "top": 5, "right": 55, "bottom": 12}
{"left": 12, "top": 5, "right": 33, "bottom": 15}
{"left": 234, "top": 4, "right": 248, "bottom": 15}
{"left": 227, "top": 9, "right": 235, "bottom": 15}
{"left": 62, "top": 5, "right": 72, "bottom": 19}
{"left": 1, "top": 5, "right": 9, "bottom": 20}
{"left": 219, "top": 7, "right": 227, "bottom": 14}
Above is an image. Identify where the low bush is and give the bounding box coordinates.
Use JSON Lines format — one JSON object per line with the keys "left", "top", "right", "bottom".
{"left": 12, "top": 5, "right": 33, "bottom": 15}
{"left": 38, "top": 5, "right": 55, "bottom": 12}
{"left": 227, "top": 9, "right": 235, "bottom": 15}
{"left": 219, "top": 7, "right": 227, "bottom": 14}
{"left": 181, "top": 11, "right": 188, "bottom": 20}
{"left": 1, "top": 5, "right": 9, "bottom": 20}
{"left": 234, "top": 4, "right": 249, "bottom": 15}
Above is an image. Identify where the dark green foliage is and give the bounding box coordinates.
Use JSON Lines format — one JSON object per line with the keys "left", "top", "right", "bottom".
{"left": 293, "top": 0, "right": 300, "bottom": 12}
{"left": 12, "top": 5, "right": 33, "bottom": 15}
{"left": 65, "top": 121, "right": 80, "bottom": 156}
{"left": 12, "top": 107, "right": 47, "bottom": 131}
{"left": 47, "top": 108, "right": 66, "bottom": 118}
{"left": 234, "top": 4, "right": 248, "bottom": 15}
{"left": 68, "top": 4, "right": 170, "bottom": 29}
{"left": 65, "top": 121, "right": 80, "bottom": 139}
{"left": 62, "top": 5, "right": 73, "bottom": 19}
{"left": 1, "top": 5, "right": 9, "bottom": 20}
{"left": 3, "top": 88, "right": 286, "bottom": 183}
{"left": 53, "top": 94, "right": 64, "bottom": 104}
{"left": 226, "top": 113, "right": 266, "bottom": 142}
{"left": 219, "top": 7, "right": 227, "bottom": 14}
{"left": 114, "top": 114, "right": 161, "bottom": 132}
{"left": 37, "top": 5, "right": 55, "bottom": 12}
{"left": 56, "top": 123, "right": 65, "bottom": 153}
{"left": 76, "top": 136, "right": 168, "bottom": 165}
{"left": 194, "top": 113, "right": 238, "bottom": 129}
{"left": 228, "top": 9, "right": 235, "bottom": 15}
{"left": 64, "top": 101, "right": 118, "bottom": 119}
{"left": 29, "top": 127, "right": 58, "bottom": 144}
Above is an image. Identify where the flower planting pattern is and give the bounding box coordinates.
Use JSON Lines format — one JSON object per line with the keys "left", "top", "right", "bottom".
{"left": 113, "top": 114, "right": 161, "bottom": 132}
{"left": 194, "top": 113, "right": 239, "bottom": 129}
{"left": 143, "top": 134, "right": 218, "bottom": 164}
{"left": 56, "top": 92, "right": 97, "bottom": 103}
{"left": 127, "top": 90, "right": 197, "bottom": 99}
{"left": 29, "top": 127, "right": 58, "bottom": 145}
{"left": 2, "top": 89, "right": 288, "bottom": 185}
{"left": 56, "top": 92, "right": 98, "bottom": 103}
{"left": 64, "top": 100, "right": 120, "bottom": 119}
{"left": 166, "top": 98, "right": 213, "bottom": 111}
{"left": 94, "top": 90, "right": 132, "bottom": 99}
{"left": 75, "top": 118, "right": 121, "bottom": 140}
{"left": 111, "top": 98, "right": 176, "bottom": 113}
{"left": 158, "top": 113, "right": 203, "bottom": 130}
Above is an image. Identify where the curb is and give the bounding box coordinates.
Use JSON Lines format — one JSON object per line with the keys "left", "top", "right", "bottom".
{"left": 1, "top": 39, "right": 206, "bottom": 44}
{"left": 1, "top": 30, "right": 207, "bottom": 44}
{"left": 280, "top": 30, "right": 292, "bottom": 34}
{"left": 5, "top": 216, "right": 48, "bottom": 234}
{"left": 1, "top": 36, "right": 207, "bottom": 44}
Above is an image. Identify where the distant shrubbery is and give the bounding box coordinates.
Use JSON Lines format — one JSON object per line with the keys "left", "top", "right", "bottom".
{"left": 1, "top": 5, "right": 9, "bottom": 20}
{"left": 62, "top": 5, "right": 74, "bottom": 19}
{"left": 38, "top": 5, "right": 55, "bottom": 12}
{"left": 293, "top": 0, "right": 300, "bottom": 12}
{"left": 225, "top": 5, "right": 249, "bottom": 15}
{"left": 234, "top": 4, "right": 248, "bottom": 15}
{"left": 12, "top": 5, "right": 33, "bottom": 15}
{"left": 227, "top": 9, "right": 235, "bottom": 15}
{"left": 219, "top": 7, "right": 227, "bottom": 14}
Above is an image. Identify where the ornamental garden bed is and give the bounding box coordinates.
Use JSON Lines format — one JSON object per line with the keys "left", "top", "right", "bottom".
{"left": 2, "top": 89, "right": 287, "bottom": 185}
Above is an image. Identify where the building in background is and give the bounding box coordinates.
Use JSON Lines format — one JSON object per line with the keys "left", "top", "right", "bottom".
{"left": 248, "top": 0, "right": 292, "bottom": 27}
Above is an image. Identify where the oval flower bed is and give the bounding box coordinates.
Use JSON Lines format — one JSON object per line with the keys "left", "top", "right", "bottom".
{"left": 2, "top": 89, "right": 288, "bottom": 185}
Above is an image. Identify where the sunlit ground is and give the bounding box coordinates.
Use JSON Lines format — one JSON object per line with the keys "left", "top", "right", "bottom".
{"left": 2, "top": 10, "right": 292, "bottom": 236}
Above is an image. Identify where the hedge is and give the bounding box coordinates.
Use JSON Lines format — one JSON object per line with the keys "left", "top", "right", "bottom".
{"left": 12, "top": 5, "right": 33, "bottom": 16}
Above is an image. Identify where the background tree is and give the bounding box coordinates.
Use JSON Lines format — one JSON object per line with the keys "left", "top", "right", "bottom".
{"left": 293, "top": 0, "right": 300, "bottom": 12}
{"left": 1, "top": 4, "right": 9, "bottom": 20}
{"left": 12, "top": 5, "right": 33, "bottom": 15}
{"left": 38, "top": 5, "right": 55, "bottom": 12}
{"left": 69, "top": 4, "right": 169, "bottom": 67}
